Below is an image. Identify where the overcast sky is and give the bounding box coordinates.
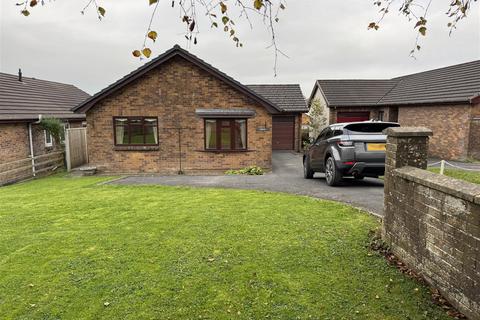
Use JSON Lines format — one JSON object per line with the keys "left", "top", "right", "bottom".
{"left": 1, "top": 0, "right": 479, "bottom": 97}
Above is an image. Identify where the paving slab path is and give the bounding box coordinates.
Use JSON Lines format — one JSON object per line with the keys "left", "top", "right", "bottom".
{"left": 111, "top": 152, "right": 385, "bottom": 216}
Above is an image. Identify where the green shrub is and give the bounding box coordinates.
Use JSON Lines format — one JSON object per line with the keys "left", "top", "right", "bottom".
{"left": 225, "top": 165, "right": 264, "bottom": 175}
{"left": 39, "top": 117, "right": 64, "bottom": 143}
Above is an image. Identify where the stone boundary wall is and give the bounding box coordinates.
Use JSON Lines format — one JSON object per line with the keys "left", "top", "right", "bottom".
{"left": 383, "top": 127, "right": 480, "bottom": 320}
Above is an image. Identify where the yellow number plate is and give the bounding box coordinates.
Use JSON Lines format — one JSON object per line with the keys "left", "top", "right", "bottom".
{"left": 367, "top": 143, "right": 386, "bottom": 151}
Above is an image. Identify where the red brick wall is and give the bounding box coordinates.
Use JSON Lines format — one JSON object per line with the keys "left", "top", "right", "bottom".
{"left": 0, "top": 123, "right": 29, "bottom": 163}
{"left": 468, "top": 102, "right": 480, "bottom": 159}
{"left": 0, "top": 122, "right": 68, "bottom": 185}
{"left": 398, "top": 104, "right": 472, "bottom": 160}
{"left": 86, "top": 56, "right": 273, "bottom": 174}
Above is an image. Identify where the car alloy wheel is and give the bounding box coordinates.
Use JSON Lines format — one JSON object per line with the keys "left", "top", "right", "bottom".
{"left": 325, "top": 158, "right": 334, "bottom": 184}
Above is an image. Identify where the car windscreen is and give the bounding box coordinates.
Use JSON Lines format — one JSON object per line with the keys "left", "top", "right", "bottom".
{"left": 343, "top": 122, "right": 400, "bottom": 133}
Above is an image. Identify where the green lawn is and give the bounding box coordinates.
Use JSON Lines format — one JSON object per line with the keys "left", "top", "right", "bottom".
{"left": 428, "top": 167, "right": 480, "bottom": 184}
{"left": 0, "top": 176, "right": 450, "bottom": 319}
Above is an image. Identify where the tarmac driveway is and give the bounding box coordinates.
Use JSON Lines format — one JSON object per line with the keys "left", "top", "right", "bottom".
{"left": 112, "top": 152, "right": 385, "bottom": 216}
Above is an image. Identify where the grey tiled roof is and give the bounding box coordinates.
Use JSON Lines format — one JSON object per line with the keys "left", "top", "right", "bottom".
{"left": 315, "top": 60, "right": 480, "bottom": 107}
{"left": 315, "top": 80, "right": 397, "bottom": 107}
{"left": 0, "top": 72, "right": 89, "bottom": 122}
{"left": 381, "top": 60, "right": 480, "bottom": 105}
{"left": 246, "top": 84, "right": 308, "bottom": 112}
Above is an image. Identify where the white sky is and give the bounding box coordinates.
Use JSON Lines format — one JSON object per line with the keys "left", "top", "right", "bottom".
{"left": 1, "top": 0, "right": 479, "bottom": 97}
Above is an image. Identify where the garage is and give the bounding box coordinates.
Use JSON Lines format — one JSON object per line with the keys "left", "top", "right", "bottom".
{"left": 272, "top": 116, "right": 295, "bottom": 150}
{"left": 336, "top": 112, "right": 370, "bottom": 123}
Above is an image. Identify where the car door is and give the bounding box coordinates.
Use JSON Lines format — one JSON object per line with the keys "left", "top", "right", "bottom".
{"left": 315, "top": 128, "right": 333, "bottom": 171}
{"left": 310, "top": 128, "right": 330, "bottom": 170}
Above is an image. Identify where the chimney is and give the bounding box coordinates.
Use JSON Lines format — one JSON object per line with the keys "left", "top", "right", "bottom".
{"left": 18, "top": 68, "right": 22, "bottom": 82}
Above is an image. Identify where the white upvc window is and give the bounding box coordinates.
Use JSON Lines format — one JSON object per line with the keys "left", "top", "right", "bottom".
{"left": 44, "top": 130, "right": 53, "bottom": 147}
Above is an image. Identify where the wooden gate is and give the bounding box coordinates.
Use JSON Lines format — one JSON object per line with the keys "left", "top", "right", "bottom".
{"left": 65, "top": 127, "right": 88, "bottom": 171}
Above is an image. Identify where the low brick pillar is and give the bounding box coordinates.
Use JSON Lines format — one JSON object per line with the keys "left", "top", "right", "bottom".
{"left": 383, "top": 127, "right": 433, "bottom": 228}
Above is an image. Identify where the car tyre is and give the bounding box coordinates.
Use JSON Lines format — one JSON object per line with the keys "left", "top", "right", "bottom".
{"left": 354, "top": 175, "right": 364, "bottom": 180}
{"left": 325, "top": 157, "right": 342, "bottom": 186}
{"left": 303, "top": 157, "right": 314, "bottom": 179}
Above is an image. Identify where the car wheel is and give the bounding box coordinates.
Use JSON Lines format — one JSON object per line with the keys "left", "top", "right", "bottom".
{"left": 325, "top": 157, "right": 342, "bottom": 186}
{"left": 303, "top": 157, "right": 314, "bottom": 179}
{"left": 354, "top": 175, "right": 364, "bottom": 180}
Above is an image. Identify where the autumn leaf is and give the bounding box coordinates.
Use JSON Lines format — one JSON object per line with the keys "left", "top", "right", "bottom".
{"left": 220, "top": 2, "right": 227, "bottom": 14}
{"left": 222, "top": 16, "right": 229, "bottom": 25}
{"left": 149, "top": 0, "right": 158, "bottom": 5}
{"left": 254, "top": 0, "right": 263, "bottom": 10}
{"left": 211, "top": 22, "right": 218, "bottom": 28}
{"left": 189, "top": 20, "right": 195, "bottom": 32}
{"left": 132, "top": 50, "right": 141, "bottom": 57}
{"left": 280, "top": 3, "right": 285, "bottom": 10}
{"left": 97, "top": 6, "right": 106, "bottom": 17}
{"left": 147, "top": 30, "right": 157, "bottom": 42}
{"left": 29, "top": 0, "right": 37, "bottom": 7}
{"left": 21, "top": 9, "right": 30, "bottom": 16}
{"left": 142, "top": 47, "right": 152, "bottom": 58}
{"left": 368, "top": 22, "right": 379, "bottom": 30}
{"left": 419, "top": 26, "right": 427, "bottom": 36}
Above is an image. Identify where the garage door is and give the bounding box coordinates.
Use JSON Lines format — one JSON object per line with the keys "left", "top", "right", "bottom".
{"left": 336, "top": 112, "right": 370, "bottom": 123}
{"left": 272, "top": 116, "right": 295, "bottom": 150}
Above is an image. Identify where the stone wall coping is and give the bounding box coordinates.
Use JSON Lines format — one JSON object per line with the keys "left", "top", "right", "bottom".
{"left": 395, "top": 166, "right": 480, "bottom": 204}
{"left": 383, "top": 127, "right": 433, "bottom": 137}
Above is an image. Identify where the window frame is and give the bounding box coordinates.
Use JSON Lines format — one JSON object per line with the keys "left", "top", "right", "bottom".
{"left": 44, "top": 130, "right": 53, "bottom": 148}
{"left": 203, "top": 118, "right": 248, "bottom": 151}
{"left": 378, "top": 111, "right": 385, "bottom": 121}
{"left": 113, "top": 116, "right": 159, "bottom": 147}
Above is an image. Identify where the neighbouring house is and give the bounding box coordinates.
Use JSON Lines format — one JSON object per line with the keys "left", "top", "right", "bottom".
{"left": 0, "top": 71, "right": 90, "bottom": 185}
{"left": 73, "top": 45, "right": 307, "bottom": 174}
{"left": 308, "top": 60, "right": 480, "bottom": 160}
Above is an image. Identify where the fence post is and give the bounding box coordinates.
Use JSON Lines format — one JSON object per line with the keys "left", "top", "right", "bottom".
{"left": 440, "top": 160, "right": 445, "bottom": 175}
{"left": 65, "top": 129, "right": 71, "bottom": 171}
{"left": 83, "top": 127, "right": 89, "bottom": 164}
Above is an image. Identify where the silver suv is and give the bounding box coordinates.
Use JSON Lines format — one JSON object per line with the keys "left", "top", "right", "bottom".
{"left": 303, "top": 121, "right": 400, "bottom": 186}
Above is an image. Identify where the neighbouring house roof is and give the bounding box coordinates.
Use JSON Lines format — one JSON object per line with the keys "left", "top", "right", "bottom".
{"left": 0, "top": 72, "right": 90, "bottom": 122}
{"left": 313, "top": 80, "right": 398, "bottom": 107}
{"left": 312, "top": 60, "right": 480, "bottom": 107}
{"left": 246, "top": 84, "right": 308, "bottom": 113}
{"left": 74, "top": 45, "right": 289, "bottom": 114}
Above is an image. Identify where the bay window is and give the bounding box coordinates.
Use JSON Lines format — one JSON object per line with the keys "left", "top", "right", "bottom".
{"left": 114, "top": 117, "right": 158, "bottom": 146}
{"left": 205, "top": 119, "right": 247, "bottom": 151}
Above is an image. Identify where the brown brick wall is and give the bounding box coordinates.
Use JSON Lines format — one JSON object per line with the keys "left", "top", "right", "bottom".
{"left": 383, "top": 127, "right": 480, "bottom": 320}
{"left": 398, "top": 104, "right": 472, "bottom": 160}
{"left": 469, "top": 102, "right": 480, "bottom": 159}
{"left": 0, "top": 123, "right": 29, "bottom": 163}
{"left": 86, "top": 56, "right": 273, "bottom": 174}
{"left": 0, "top": 122, "right": 69, "bottom": 186}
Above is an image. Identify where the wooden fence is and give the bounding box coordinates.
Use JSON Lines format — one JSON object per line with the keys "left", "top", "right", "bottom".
{"left": 0, "top": 151, "right": 64, "bottom": 186}
{"left": 65, "top": 127, "right": 88, "bottom": 171}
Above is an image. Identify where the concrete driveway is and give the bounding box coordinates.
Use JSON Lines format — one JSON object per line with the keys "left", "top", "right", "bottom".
{"left": 112, "top": 152, "right": 385, "bottom": 216}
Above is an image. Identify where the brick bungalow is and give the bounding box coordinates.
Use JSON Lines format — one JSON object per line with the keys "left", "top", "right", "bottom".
{"left": 308, "top": 60, "right": 480, "bottom": 160}
{"left": 0, "top": 71, "right": 89, "bottom": 185}
{"left": 73, "top": 45, "right": 307, "bottom": 174}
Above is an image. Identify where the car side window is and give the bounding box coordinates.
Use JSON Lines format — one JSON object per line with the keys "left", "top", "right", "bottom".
{"left": 324, "top": 128, "right": 333, "bottom": 140}
{"left": 315, "top": 128, "right": 328, "bottom": 144}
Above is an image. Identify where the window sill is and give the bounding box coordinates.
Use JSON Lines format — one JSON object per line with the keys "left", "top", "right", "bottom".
{"left": 113, "top": 145, "right": 159, "bottom": 151}
{"left": 196, "top": 149, "right": 255, "bottom": 153}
